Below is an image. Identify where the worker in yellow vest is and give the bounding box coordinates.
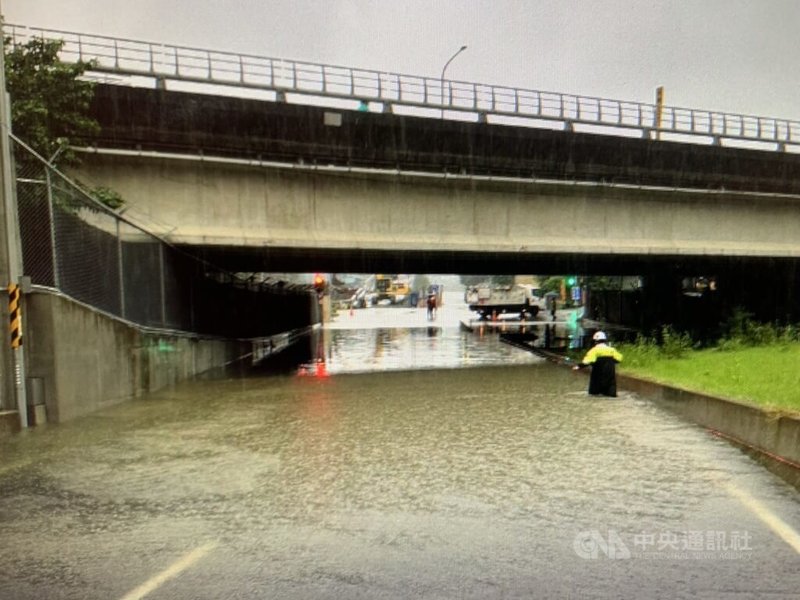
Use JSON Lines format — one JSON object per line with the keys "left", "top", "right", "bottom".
{"left": 573, "top": 331, "right": 623, "bottom": 397}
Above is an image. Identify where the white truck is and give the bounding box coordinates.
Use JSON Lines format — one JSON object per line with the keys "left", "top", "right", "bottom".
{"left": 464, "top": 283, "right": 545, "bottom": 320}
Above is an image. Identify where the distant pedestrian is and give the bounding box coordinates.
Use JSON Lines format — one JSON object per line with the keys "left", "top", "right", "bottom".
{"left": 426, "top": 293, "right": 437, "bottom": 320}
{"left": 550, "top": 298, "right": 557, "bottom": 322}
{"left": 572, "top": 331, "right": 623, "bottom": 397}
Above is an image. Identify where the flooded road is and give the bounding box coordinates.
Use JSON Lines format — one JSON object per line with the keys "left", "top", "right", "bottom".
{"left": 303, "top": 290, "right": 580, "bottom": 375}
{"left": 1, "top": 294, "right": 798, "bottom": 598}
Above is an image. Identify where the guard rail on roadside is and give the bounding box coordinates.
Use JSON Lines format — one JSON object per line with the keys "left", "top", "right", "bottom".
{"left": 5, "top": 23, "right": 799, "bottom": 150}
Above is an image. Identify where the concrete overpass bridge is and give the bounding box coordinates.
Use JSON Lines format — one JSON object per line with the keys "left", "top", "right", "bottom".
{"left": 71, "top": 83, "right": 800, "bottom": 280}
{"left": 5, "top": 23, "right": 800, "bottom": 430}
{"left": 7, "top": 24, "right": 800, "bottom": 278}
{"left": 1, "top": 23, "right": 797, "bottom": 287}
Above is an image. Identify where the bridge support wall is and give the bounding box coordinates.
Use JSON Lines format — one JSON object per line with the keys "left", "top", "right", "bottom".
{"left": 23, "top": 292, "right": 251, "bottom": 424}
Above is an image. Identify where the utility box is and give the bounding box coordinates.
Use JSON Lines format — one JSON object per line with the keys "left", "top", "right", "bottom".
{"left": 26, "top": 377, "right": 47, "bottom": 426}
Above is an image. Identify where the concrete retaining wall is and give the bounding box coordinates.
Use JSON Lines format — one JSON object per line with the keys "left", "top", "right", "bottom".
{"left": 618, "top": 373, "right": 800, "bottom": 474}
{"left": 24, "top": 292, "right": 251, "bottom": 424}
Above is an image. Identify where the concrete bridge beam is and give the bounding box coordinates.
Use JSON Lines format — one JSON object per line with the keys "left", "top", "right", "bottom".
{"left": 73, "top": 153, "right": 800, "bottom": 261}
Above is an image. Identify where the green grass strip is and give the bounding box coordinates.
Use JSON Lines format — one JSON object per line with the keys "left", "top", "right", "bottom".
{"left": 618, "top": 343, "right": 800, "bottom": 414}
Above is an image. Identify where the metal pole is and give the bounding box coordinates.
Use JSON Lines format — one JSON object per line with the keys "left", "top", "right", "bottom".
{"left": 654, "top": 86, "right": 664, "bottom": 140}
{"left": 440, "top": 45, "right": 467, "bottom": 118}
{"left": 0, "top": 10, "right": 29, "bottom": 427}
{"left": 45, "top": 170, "right": 59, "bottom": 288}
{"left": 116, "top": 220, "right": 125, "bottom": 319}
{"left": 158, "top": 243, "right": 166, "bottom": 326}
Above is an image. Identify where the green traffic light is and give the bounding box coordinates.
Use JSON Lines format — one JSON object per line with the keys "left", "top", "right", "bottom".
{"left": 566, "top": 277, "right": 576, "bottom": 286}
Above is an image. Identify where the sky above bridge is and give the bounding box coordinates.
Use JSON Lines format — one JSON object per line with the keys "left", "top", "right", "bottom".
{"left": 4, "top": 0, "right": 799, "bottom": 121}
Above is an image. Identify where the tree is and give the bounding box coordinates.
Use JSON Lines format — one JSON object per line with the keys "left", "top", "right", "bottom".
{"left": 538, "top": 276, "right": 564, "bottom": 295}
{"left": 459, "top": 274, "right": 515, "bottom": 287}
{"left": 4, "top": 37, "right": 98, "bottom": 165}
{"left": 490, "top": 275, "right": 514, "bottom": 286}
{"left": 412, "top": 274, "right": 430, "bottom": 293}
{"left": 4, "top": 36, "right": 123, "bottom": 209}
{"left": 459, "top": 275, "right": 485, "bottom": 287}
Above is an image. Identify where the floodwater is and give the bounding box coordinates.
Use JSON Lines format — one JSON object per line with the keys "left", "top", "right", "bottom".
{"left": 0, "top": 293, "right": 798, "bottom": 599}
{"left": 298, "top": 290, "right": 583, "bottom": 376}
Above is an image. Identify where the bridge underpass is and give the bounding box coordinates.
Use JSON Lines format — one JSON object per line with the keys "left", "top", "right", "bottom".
{"left": 2, "top": 26, "right": 799, "bottom": 598}
{"left": 68, "top": 82, "right": 800, "bottom": 330}
{"left": 14, "top": 75, "right": 800, "bottom": 426}
{"left": 14, "top": 16, "right": 800, "bottom": 452}
{"left": 191, "top": 254, "right": 800, "bottom": 335}
{"left": 71, "top": 149, "right": 800, "bottom": 331}
{"left": 7, "top": 28, "right": 800, "bottom": 329}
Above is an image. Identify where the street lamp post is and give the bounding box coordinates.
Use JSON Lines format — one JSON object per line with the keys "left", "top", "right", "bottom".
{"left": 440, "top": 45, "right": 467, "bottom": 118}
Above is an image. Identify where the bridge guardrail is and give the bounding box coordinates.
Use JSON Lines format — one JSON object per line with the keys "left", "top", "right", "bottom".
{"left": 4, "top": 23, "right": 799, "bottom": 149}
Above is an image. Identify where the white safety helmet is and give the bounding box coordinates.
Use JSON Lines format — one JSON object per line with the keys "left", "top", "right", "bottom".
{"left": 592, "top": 331, "right": 608, "bottom": 343}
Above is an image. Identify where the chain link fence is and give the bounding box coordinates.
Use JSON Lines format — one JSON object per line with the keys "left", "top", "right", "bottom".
{"left": 12, "top": 135, "right": 318, "bottom": 337}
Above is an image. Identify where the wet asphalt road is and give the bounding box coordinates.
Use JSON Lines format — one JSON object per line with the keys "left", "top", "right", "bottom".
{"left": 0, "top": 300, "right": 798, "bottom": 599}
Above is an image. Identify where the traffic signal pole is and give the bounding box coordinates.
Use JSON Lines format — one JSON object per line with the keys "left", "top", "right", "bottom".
{"left": 0, "top": 9, "right": 29, "bottom": 427}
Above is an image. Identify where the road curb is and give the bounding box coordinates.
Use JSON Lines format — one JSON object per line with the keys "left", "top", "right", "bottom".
{"left": 618, "top": 374, "right": 800, "bottom": 488}
{"left": 534, "top": 347, "right": 800, "bottom": 487}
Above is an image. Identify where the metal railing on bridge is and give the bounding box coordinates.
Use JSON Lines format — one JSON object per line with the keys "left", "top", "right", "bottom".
{"left": 5, "top": 22, "right": 799, "bottom": 150}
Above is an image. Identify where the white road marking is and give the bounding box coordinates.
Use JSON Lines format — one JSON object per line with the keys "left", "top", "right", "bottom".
{"left": 118, "top": 541, "right": 217, "bottom": 600}
{"left": 723, "top": 482, "right": 800, "bottom": 554}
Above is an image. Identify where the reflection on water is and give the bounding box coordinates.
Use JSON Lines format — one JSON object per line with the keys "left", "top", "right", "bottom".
{"left": 292, "top": 302, "right": 599, "bottom": 377}
{"left": 287, "top": 292, "right": 598, "bottom": 377}
{"left": 296, "top": 326, "right": 544, "bottom": 376}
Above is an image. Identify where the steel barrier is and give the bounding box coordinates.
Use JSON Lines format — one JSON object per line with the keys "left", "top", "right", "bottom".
{"left": 5, "top": 22, "right": 799, "bottom": 149}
